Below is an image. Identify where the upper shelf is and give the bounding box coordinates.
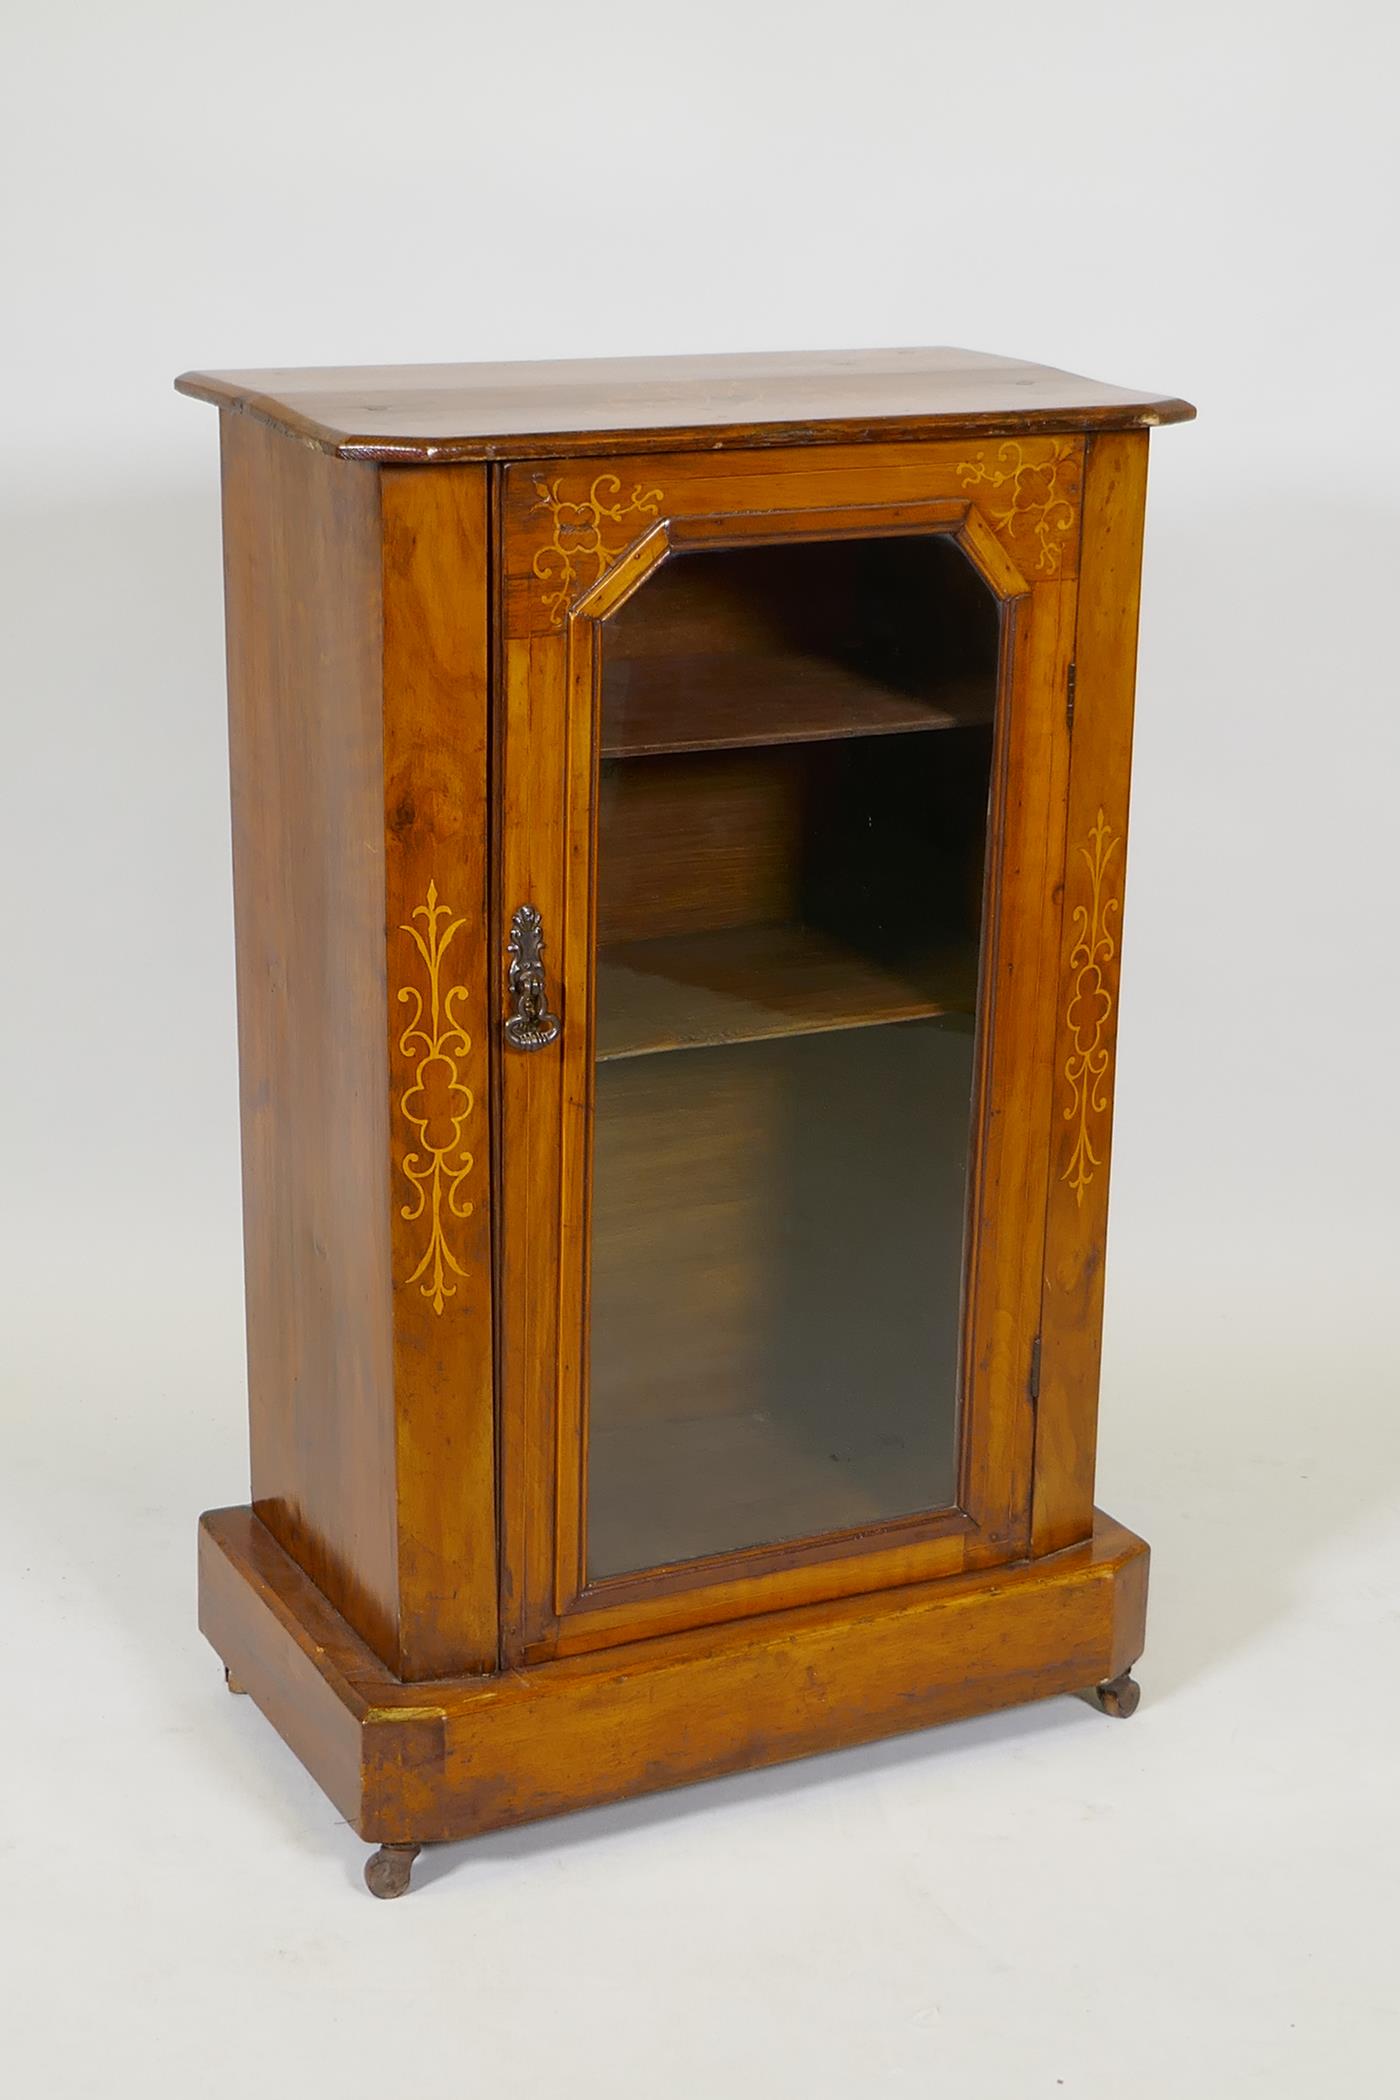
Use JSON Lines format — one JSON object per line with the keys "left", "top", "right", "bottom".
{"left": 602, "top": 653, "right": 992, "bottom": 757}
{"left": 174, "top": 346, "right": 1196, "bottom": 464}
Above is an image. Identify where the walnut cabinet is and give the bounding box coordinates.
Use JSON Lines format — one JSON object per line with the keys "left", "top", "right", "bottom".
{"left": 178, "top": 348, "right": 1193, "bottom": 1896}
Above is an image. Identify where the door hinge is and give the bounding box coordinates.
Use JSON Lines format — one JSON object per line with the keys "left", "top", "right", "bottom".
{"left": 1028, "top": 1333, "right": 1042, "bottom": 1404}
{"left": 1066, "top": 661, "right": 1077, "bottom": 733}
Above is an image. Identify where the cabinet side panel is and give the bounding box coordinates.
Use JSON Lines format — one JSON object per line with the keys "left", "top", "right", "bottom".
{"left": 220, "top": 413, "right": 400, "bottom": 1665}
{"left": 380, "top": 466, "right": 497, "bottom": 1678}
{"left": 1033, "top": 430, "right": 1148, "bottom": 1555}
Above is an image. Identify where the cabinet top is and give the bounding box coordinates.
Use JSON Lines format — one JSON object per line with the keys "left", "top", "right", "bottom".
{"left": 175, "top": 346, "right": 1194, "bottom": 464}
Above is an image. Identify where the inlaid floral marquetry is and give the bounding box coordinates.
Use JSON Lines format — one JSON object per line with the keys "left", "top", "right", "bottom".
{"left": 958, "top": 439, "right": 1079, "bottom": 575}
{"left": 531, "top": 472, "right": 664, "bottom": 626}
{"left": 1061, "top": 809, "right": 1122, "bottom": 1206}
{"left": 185, "top": 346, "right": 1188, "bottom": 1883}
{"left": 396, "top": 881, "right": 475, "bottom": 1313}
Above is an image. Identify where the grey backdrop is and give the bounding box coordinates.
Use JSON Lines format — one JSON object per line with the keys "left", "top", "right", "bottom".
{"left": 2, "top": 4, "right": 1396, "bottom": 2094}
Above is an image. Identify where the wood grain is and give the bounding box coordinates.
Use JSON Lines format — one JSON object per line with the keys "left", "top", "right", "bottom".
{"left": 219, "top": 413, "right": 401, "bottom": 1668}
{"left": 596, "top": 923, "right": 977, "bottom": 1059}
{"left": 602, "top": 655, "right": 990, "bottom": 756}
{"left": 187, "top": 352, "right": 1182, "bottom": 1874}
{"left": 496, "top": 634, "right": 569, "bottom": 1662}
{"left": 1033, "top": 432, "right": 1149, "bottom": 1556}
{"left": 217, "top": 423, "right": 500, "bottom": 1681}
{"left": 199, "top": 1502, "right": 1149, "bottom": 1845}
{"left": 595, "top": 748, "right": 806, "bottom": 946}
{"left": 176, "top": 345, "right": 1194, "bottom": 463}
{"left": 380, "top": 466, "right": 497, "bottom": 1677}
{"left": 955, "top": 575, "right": 1077, "bottom": 1571}
{"left": 502, "top": 440, "right": 1086, "bottom": 639}
{"left": 599, "top": 531, "right": 995, "bottom": 752}
{"left": 501, "top": 453, "right": 1077, "bottom": 1661}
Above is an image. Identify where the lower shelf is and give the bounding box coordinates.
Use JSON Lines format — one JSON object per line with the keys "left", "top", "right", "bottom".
{"left": 198, "top": 1505, "right": 1150, "bottom": 1847}
{"left": 597, "top": 922, "right": 977, "bottom": 1061}
{"left": 586, "top": 1022, "right": 973, "bottom": 1577}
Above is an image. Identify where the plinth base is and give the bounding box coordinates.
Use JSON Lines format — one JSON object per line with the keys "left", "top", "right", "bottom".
{"left": 199, "top": 1505, "right": 1148, "bottom": 1854}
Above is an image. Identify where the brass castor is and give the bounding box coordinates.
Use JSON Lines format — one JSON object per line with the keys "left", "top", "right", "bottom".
{"left": 1085, "top": 1668, "right": 1141, "bottom": 1719}
{"left": 364, "top": 1843, "right": 422, "bottom": 1899}
{"left": 224, "top": 1667, "right": 248, "bottom": 1694}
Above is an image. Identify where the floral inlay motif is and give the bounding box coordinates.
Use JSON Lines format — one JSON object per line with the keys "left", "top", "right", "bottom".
{"left": 958, "top": 440, "right": 1077, "bottom": 574}
{"left": 396, "top": 881, "right": 474, "bottom": 1313}
{"left": 1062, "top": 809, "right": 1121, "bottom": 1206}
{"left": 530, "top": 472, "right": 663, "bottom": 625}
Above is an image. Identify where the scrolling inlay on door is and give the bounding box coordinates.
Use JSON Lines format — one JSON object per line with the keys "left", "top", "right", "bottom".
{"left": 531, "top": 472, "right": 664, "bottom": 625}
{"left": 957, "top": 438, "right": 1078, "bottom": 574}
{"left": 396, "top": 880, "right": 475, "bottom": 1312}
{"left": 1062, "top": 808, "right": 1122, "bottom": 1206}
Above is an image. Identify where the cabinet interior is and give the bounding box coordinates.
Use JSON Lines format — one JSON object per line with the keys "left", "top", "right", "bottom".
{"left": 587, "top": 534, "right": 1000, "bottom": 1581}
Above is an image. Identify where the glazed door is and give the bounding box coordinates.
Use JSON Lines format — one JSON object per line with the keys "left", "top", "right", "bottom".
{"left": 497, "top": 440, "right": 1081, "bottom": 1664}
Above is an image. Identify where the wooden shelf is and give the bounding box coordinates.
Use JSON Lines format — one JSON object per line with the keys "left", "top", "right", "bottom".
{"left": 601, "top": 652, "right": 992, "bottom": 758}
{"left": 596, "top": 921, "right": 978, "bottom": 1061}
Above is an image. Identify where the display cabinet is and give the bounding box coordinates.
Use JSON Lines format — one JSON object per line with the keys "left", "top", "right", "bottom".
{"left": 178, "top": 348, "right": 1193, "bottom": 1896}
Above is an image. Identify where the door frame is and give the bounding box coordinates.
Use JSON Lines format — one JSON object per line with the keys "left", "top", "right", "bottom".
{"left": 495, "top": 439, "right": 1081, "bottom": 1665}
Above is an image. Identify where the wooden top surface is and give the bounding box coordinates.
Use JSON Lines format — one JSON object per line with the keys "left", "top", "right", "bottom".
{"left": 175, "top": 346, "right": 1195, "bottom": 463}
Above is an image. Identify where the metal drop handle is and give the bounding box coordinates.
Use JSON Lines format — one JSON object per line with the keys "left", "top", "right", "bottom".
{"left": 504, "top": 904, "right": 561, "bottom": 1051}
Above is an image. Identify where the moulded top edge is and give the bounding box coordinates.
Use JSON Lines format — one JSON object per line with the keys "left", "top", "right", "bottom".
{"left": 174, "top": 345, "right": 1196, "bottom": 463}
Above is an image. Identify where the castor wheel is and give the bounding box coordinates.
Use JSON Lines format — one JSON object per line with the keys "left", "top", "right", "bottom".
{"left": 364, "top": 1843, "right": 422, "bottom": 1899}
{"left": 1085, "top": 1668, "right": 1141, "bottom": 1719}
{"left": 224, "top": 1667, "right": 248, "bottom": 1694}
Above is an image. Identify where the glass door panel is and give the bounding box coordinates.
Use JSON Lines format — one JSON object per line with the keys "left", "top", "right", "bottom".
{"left": 586, "top": 535, "right": 999, "bottom": 1581}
